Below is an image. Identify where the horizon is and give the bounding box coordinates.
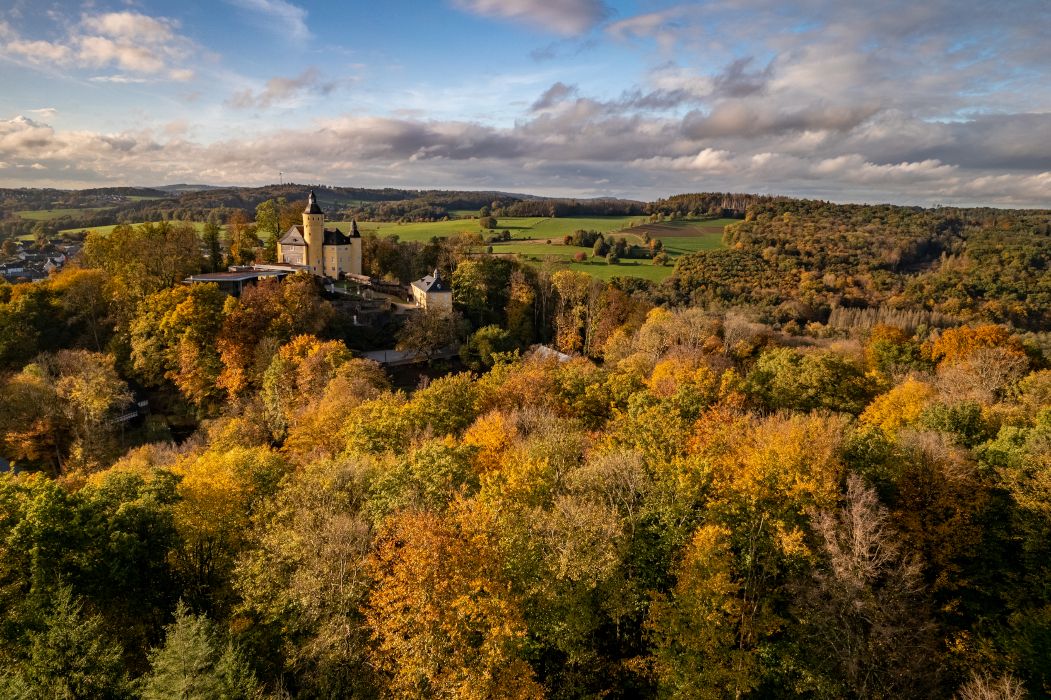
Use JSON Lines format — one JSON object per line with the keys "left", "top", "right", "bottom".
{"left": 1, "top": 1, "right": 1049, "bottom": 208}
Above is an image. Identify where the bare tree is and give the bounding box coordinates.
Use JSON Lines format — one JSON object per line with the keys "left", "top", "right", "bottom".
{"left": 794, "top": 474, "right": 942, "bottom": 698}
{"left": 956, "top": 672, "right": 1027, "bottom": 700}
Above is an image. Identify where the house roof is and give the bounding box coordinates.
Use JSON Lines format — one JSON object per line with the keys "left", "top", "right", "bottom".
{"left": 411, "top": 268, "right": 449, "bottom": 293}
{"left": 279, "top": 225, "right": 306, "bottom": 245}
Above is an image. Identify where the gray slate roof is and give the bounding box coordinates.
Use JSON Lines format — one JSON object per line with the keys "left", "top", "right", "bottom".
{"left": 279, "top": 225, "right": 306, "bottom": 246}
{"left": 411, "top": 268, "right": 449, "bottom": 293}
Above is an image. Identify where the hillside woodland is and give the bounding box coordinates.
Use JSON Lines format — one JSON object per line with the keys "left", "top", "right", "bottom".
{"left": 0, "top": 197, "right": 1048, "bottom": 698}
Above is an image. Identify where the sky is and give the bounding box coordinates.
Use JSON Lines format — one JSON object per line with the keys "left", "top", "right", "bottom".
{"left": 0, "top": 0, "right": 1049, "bottom": 206}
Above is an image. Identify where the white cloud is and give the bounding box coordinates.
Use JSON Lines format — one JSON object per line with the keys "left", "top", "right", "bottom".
{"left": 0, "top": 11, "right": 198, "bottom": 81}
{"left": 224, "top": 0, "right": 310, "bottom": 40}
{"left": 4, "top": 39, "right": 73, "bottom": 64}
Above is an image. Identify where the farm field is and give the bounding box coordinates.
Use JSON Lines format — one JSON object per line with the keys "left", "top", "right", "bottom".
{"left": 330, "top": 215, "right": 645, "bottom": 243}
{"left": 18, "top": 207, "right": 109, "bottom": 220}
{"left": 485, "top": 217, "right": 734, "bottom": 281}
{"left": 58, "top": 221, "right": 215, "bottom": 237}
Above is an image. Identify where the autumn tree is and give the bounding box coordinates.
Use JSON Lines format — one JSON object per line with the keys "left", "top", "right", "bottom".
{"left": 226, "top": 209, "right": 260, "bottom": 267}
{"left": 395, "top": 308, "right": 467, "bottom": 363}
{"left": 216, "top": 274, "right": 333, "bottom": 397}
{"left": 365, "top": 503, "right": 543, "bottom": 699}
{"left": 130, "top": 283, "right": 227, "bottom": 410}
{"left": 648, "top": 524, "right": 758, "bottom": 699}
{"left": 235, "top": 457, "right": 377, "bottom": 695}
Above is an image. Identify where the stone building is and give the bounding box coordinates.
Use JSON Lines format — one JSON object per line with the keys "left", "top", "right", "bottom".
{"left": 410, "top": 268, "right": 453, "bottom": 311}
{"left": 277, "top": 190, "right": 361, "bottom": 278}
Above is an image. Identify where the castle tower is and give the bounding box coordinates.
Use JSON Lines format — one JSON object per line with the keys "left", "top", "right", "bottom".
{"left": 349, "top": 219, "right": 362, "bottom": 276}
{"left": 303, "top": 190, "right": 325, "bottom": 274}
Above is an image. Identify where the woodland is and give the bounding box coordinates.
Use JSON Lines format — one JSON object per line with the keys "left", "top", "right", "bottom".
{"left": 0, "top": 196, "right": 1048, "bottom": 699}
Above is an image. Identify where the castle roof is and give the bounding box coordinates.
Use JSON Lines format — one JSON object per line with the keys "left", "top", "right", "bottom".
{"left": 304, "top": 190, "right": 323, "bottom": 215}
{"left": 278, "top": 225, "right": 306, "bottom": 245}
{"left": 323, "top": 228, "right": 352, "bottom": 245}
{"left": 411, "top": 268, "right": 449, "bottom": 294}
{"left": 278, "top": 224, "right": 354, "bottom": 247}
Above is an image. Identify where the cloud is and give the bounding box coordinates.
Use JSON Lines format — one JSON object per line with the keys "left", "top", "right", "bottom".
{"left": 530, "top": 82, "right": 578, "bottom": 111}
{"left": 26, "top": 107, "right": 57, "bottom": 119}
{"left": 454, "top": 0, "right": 612, "bottom": 35}
{"left": 227, "top": 67, "right": 338, "bottom": 109}
{"left": 224, "top": 0, "right": 310, "bottom": 40}
{"left": 683, "top": 102, "right": 881, "bottom": 139}
{"left": 3, "top": 107, "right": 1047, "bottom": 207}
{"left": 0, "top": 11, "right": 198, "bottom": 81}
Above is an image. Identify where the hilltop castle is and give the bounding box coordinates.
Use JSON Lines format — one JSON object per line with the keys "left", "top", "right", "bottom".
{"left": 277, "top": 190, "right": 361, "bottom": 278}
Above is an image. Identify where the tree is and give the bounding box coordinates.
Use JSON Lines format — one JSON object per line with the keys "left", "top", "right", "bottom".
{"left": 50, "top": 267, "right": 111, "bottom": 351}
{"left": 365, "top": 503, "right": 543, "bottom": 699}
{"left": 170, "top": 446, "right": 289, "bottom": 615}
{"left": 141, "top": 602, "right": 261, "bottom": 700}
{"left": 479, "top": 215, "right": 497, "bottom": 230}
{"left": 216, "top": 274, "right": 333, "bottom": 396}
{"left": 201, "top": 216, "right": 223, "bottom": 272}
{"left": 255, "top": 198, "right": 283, "bottom": 264}
{"left": 6, "top": 587, "right": 133, "bottom": 699}
{"left": 226, "top": 210, "right": 259, "bottom": 267}
{"left": 130, "top": 283, "right": 227, "bottom": 410}
{"left": 792, "top": 474, "right": 941, "bottom": 698}
{"left": 395, "top": 308, "right": 466, "bottom": 363}
{"left": 647, "top": 524, "right": 758, "bottom": 699}
{"left": 81, "top": 221, "right": 202, "bottom": 330}
{"left": 460, "top": 325, "right": 516, "bottom": 370}
{"left": 234, "top": 458, "right": 377, "bottom": 695}
{"left": 592, "top": 236, "right": 608, "bottom": 258}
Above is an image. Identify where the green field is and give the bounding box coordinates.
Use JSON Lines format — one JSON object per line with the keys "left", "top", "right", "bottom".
{"left": 58, "top": 221, "right": 215, "bottom": 236}
{"left": 329, "top": 215, "right": 645, "bottom": 243}
{"left": 18, "top": 207, "right": 109, "bottom": 221}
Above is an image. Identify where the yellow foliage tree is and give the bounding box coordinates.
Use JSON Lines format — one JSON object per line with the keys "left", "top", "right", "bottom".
{"left": 860, "top": 378, "right": 938, "bottom": 434}
{"left": 365, "top": 501, "right": 543, "bottom": 699}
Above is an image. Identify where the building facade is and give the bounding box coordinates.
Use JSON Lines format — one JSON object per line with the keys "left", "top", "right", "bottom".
{"left": 277, "top": 190, "right": 361, "bottom": 278}
{"left": 410, "top": 268, "right": 453, "bottom": 311}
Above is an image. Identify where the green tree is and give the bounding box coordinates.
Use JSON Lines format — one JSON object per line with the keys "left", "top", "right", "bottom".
{"left": 460, "top": 324, "right": 516, "bottom": 370}
{"left": 7, "top": 587, "right": 133, "bottom": 700}
{"left": 255, "top": 198, "right": 283, "bottom": 264}
{"left": 141, "top": 602, "right": 261, "bottom": 700}
{"left": 201, "top": 216, "right": 223, "bottom": 273}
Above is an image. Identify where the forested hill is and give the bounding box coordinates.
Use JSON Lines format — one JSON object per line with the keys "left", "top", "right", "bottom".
{"left": 670, "top": 199, "right": 1051, "bottom": 331}
{"left": 0, "top": 184, "right": 647, "bottom": 238}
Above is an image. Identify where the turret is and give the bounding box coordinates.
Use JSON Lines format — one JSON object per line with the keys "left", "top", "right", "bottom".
{"left": 303, "top": 190, "right": 324, "bottom": 273}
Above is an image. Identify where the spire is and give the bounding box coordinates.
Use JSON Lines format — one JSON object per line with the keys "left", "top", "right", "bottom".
{"left": 351, "top": 219, "right": 360, "bottom": 237}
{"left": 304, "top": 190, "right": 323, "bottom": 215}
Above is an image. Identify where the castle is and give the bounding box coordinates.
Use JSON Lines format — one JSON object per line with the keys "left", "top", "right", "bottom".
{"left": 276, "top": 190, "right": 361, "bottom": 278}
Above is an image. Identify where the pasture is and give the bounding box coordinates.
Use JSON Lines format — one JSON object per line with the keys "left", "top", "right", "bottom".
{"left": 58, "top": 222, "right": 214, "bottom": 236}
{"left": 18, "top": 207, "right": 108, "bottom": 221}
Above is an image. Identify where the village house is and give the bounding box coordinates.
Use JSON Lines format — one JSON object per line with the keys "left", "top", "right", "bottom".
{"left": 410, "top": 268, "right": 453, "bottom": 311}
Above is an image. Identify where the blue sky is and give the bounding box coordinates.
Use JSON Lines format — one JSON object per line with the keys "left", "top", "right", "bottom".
{"left": 0, "top": 0, "right": 1049, "bottom": 206}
